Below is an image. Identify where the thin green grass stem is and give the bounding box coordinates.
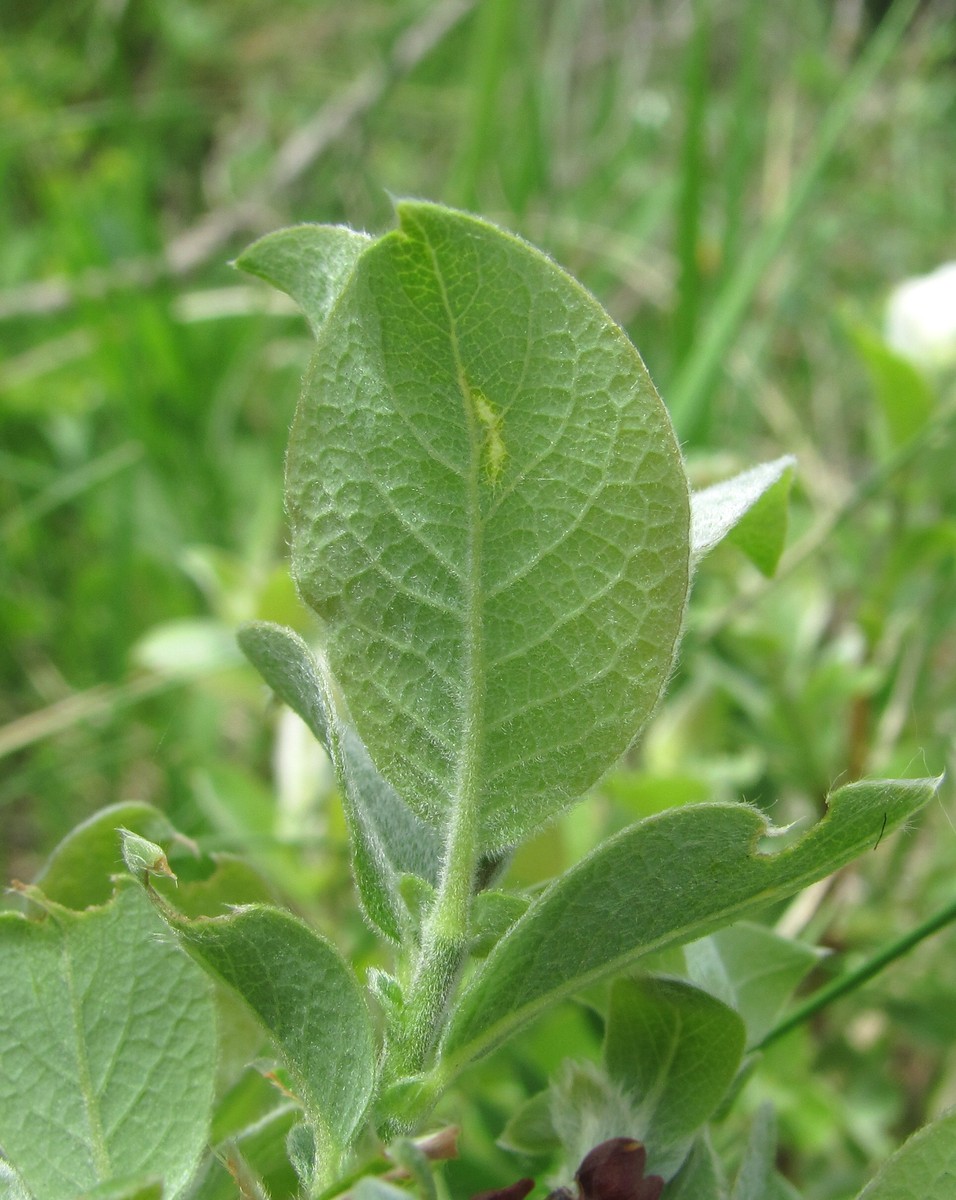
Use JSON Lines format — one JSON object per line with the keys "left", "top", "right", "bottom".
{"left": 756, "top": 889, "right": 956, "bottom": 1052}
{"left": 448, "top": 0, "right": 518, "bottom": 210}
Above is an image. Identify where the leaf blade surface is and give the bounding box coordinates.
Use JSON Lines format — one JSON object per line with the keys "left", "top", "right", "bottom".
{"left": 441, "top": 777, "right": 937, "bottom": 1075}
{"left": 0, "top": 884, "right": 215, "bottom": 1200}
{"left": 855, "top": 1107, "right": 956, "bottom": 1200}
{"left": 604, "top": 976, "right": 746, "bottom": 1148}
{"left": 166, "top": 903, "right": 374, "bottom": 1179}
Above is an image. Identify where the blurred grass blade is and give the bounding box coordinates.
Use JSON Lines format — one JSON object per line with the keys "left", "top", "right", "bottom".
{"left": 673, "top": 0, "right": 710, "bottom": 368}
{"left": 1, "top": 442, "right": 142, "bottom": 540}
{"left": 669, "top": 0, "right": 921, "bottom": 443}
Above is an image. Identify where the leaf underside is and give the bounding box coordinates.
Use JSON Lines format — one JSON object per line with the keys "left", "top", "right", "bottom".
{"left": 691, "top": 455, "right": 795, "bottom": 573}
{"left": 285, "top": 200, "right": 691, "bottom": 850}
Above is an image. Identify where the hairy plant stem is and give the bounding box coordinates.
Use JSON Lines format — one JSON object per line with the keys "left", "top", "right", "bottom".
{"left": 379, "top": 238, "right": 488, "bottom": 1124}
{"left": 381, "top": 643, "right": 482, "bottom": 1106}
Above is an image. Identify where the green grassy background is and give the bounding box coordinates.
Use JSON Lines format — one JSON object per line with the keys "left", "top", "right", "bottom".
{"left": 2, "top": 2, "right": 956, "bottom": 1197}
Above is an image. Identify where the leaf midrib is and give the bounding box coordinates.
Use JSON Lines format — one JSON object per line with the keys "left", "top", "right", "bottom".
{"left": 60, "top": 929, "right": 111, "bottom": 1180}
{"left": 416, "top": 220, "right": 487, "bottom": 908}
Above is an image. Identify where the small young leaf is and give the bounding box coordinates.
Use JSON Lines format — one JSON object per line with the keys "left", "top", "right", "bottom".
{"left": 497, "top": 1090, "right": 561, "bottom": 1157}
{"left": 387, "top": 1138, "right": 437, "bottom": 1200}
{"left": 119, "top": 828, "right": 177, "bottom": 884}
{"left": 162, "top": 902, "right": 374, "bottom": 1183}
{"left": 287, "top": 1122, "right": 317, "bottom": 1194}
{"left": 234, "top": 224, "right": 372, "bottom": 336}
{"left": 663, "top": 1133, "right": 726, "bottom": 1200}
{"left": 470, "top": 890, "right": 530, "bottom": 956}
{"left": 691, "top": 457, "right": 795, "bottom": 574}
{"left": 440, "top": 777, "right": 937, "bottom": 1078}
{"left": 730, "top": 1104, "right": 778, "bottom": 1200}
{"left": 0, "top": 883, "right": 215, "bottom": 1200}
{"left": 239, "top": 620, "right": 440, "bottom": 941}
{"left": 549, "top": 1060, "right": 639, "bottom": 1175}
{"left": 848, "top": 321, "right": 936, "bottom": 447}
{"left": 31, "top": 801, "right": 178, "bottom": 910}
{"left": 854, "top": 1106, "right": 956, "bottom": 1200}
{"left": 604, "top": 977, "right": 746, "bottom": 1150}
{"left": 284, "top": 200, "right": 690, "bottom": 851}
{"left": 684, "top": 923, "right": 823, "bottom": 1046}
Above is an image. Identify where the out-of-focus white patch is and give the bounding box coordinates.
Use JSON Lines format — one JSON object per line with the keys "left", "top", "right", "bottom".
{"left": 885, "top": 261, "right": 956, "bottom": 370}
{"left": 274, "top": 707, "right": 333, "bottom": 841}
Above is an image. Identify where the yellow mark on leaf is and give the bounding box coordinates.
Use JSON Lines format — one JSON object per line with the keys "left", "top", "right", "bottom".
{"left": 470, "top": 387, "right": 507, "bottom": 486}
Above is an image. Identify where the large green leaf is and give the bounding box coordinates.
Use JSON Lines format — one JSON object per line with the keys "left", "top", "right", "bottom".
{"left": 855, "top": 1108, "right": 956, "bottom": 1200}
{"left": 440, "top": 777, "right": 936, "bottom": 1077}
{"left": 0, "top": 883, "right": 215, "bottom": 1200}
{"left": 282, "top": 200, "right": 690, "bottom": 850}
{"left": 161, "top": 901, "right": 375, "bottom": 1185}
{"left": 239, "top": 620, "right": 441, "bottom": 941}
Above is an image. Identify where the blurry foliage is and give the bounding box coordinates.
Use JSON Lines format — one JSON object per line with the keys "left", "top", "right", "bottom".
{"left": 2, "top": 2, "right": 956, "bottom": 1197}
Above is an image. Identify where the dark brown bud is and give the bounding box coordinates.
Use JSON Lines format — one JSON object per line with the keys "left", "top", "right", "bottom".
{"left": 575, "top": 1138, "right": 663, "bottom": 1200}
{"left": 470, "top": 1178, "right": 535, "bottom": 1200}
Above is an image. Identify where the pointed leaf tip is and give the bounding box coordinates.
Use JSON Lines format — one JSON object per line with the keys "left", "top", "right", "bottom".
{"left": 235, "top": 224, "right": 371, "bottom": 336}
{"left": 692, "top": 456, "right": 795, "bottom": 574}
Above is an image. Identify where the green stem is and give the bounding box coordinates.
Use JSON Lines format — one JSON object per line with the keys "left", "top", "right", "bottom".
{"left": 755, "top": 891, "right": 956, "bottom": 1052}
{"left": 377, "top": 804, "right": 476, "bottom": 1136}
